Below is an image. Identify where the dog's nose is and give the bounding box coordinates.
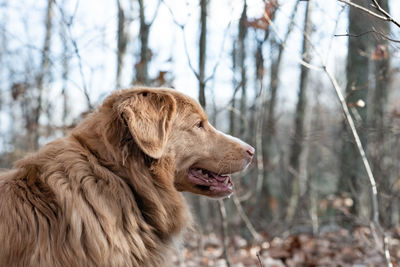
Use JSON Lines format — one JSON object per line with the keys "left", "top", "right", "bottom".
{"left": 246, "top": 146, "right": 255, "bottom": 157}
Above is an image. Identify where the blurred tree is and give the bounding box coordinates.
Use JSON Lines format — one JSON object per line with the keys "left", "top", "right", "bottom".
{"left": 286, "top": 0, "right": 313, "bottom": 222}
{"left": 262, "top": 0, "right": 299, "bottom": 221}
{"left": 229, "top": 0, "right": 247, "bottom": 137}
{"left": 116, "top": 0, "right": 129, "bottom": 89}
{"left": 238, "top": 0, "right": 247, "bottom": 136}
{"left": 248, "top": 0, "right": 279, "bottom": 224}
{"left": 198, "top": 0, "right": 208, "bottom": 107}
{"left": 338, "top": 0, "right": 373, "bottom": 218}
{"left": 134, "top": 0, "right": 154, "bottom": 85}
{"left": 369, "top": 0, "right": 392, "bottom": 227}
{"left": 59, "top": 0, "right": 70, "bottom": 132}
{"left": 31, "top": 0, "right": 54, "bottom": 150}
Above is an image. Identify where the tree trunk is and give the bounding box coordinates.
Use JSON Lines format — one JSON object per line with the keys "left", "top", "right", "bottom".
{"left": 135, "top": 0, "right": 150, "bottom": 85}
{"left": 238, "top": 0, "right": 247, "bottom": 136}
{"left": 252, "top": 39, "right": 267, "bottom": 207}
{"left": 338, "top": 0, "right": 373, "bottom": 219}
{"left": 230, "top": 41, "right": 238, "bottom": 137}
{"left": 369, "top": 0, "right": 391, "bottom": 227}
{"left": 32, "top": 0, "right": 54, "bottom": 151}
{"left": 218, "top": 199, "right": 231, "bottom": 267}
{"left": 286, "top": 0, "right": 313, "bottom": 222}
{"left": 262, "top": 0, "right": 300, "bottom": 222}
{"left": 116, "top": 0, "right": 128, "bottom": 89}
{"left": 60, "top": 14, "right": 69, "bottom": 133}
{"left": 198, "top": 0, "right": 207, "bottom": 107}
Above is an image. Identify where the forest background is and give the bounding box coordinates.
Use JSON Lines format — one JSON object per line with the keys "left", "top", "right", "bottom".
{"left": 0, "top": 0, "right": 400, "bottom": 266}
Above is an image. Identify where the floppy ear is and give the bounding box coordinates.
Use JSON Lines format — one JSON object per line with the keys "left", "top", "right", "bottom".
{"left": 119, "top": 91, "right": 176, "bottom": 159}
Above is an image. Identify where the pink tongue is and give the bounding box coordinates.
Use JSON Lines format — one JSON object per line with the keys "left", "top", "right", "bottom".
{"left": 211, "top": 173, "right": 228, "bottom": 182}
{"left": 189, "top": 169, "right": 231, "bottom": 185}
{"left": 198, "top": 169, "right": 229, "bottom": 183}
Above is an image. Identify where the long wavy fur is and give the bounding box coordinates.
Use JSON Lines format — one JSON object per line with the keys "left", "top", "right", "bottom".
{"left": 0, "top": 89, "right": 190, "bottom": 267}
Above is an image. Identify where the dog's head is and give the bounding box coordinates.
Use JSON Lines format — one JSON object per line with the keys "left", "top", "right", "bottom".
{"left": 104, "top": 88, "right": 254, "bottom": 198}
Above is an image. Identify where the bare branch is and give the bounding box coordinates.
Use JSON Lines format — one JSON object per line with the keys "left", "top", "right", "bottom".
{"left": 383, "top": 235, "right": 393, "bottom": 267}
{"left": 203, "top": 21, "right": 232, "bottom": 84}
{"left": 323, "top": 67, "right": 379, "bottom": 224}
{"left": 263, "top": 10, "right": 322, "bottom": 71}
{"left": 337, "top": 0, "right": 400, "bottom": 28}
{"left": 371, "top": 0, "right": 400, "bottom": 28}
{"left": 160, "top": 0, "right": 185, "bottom": 28}
{"left": 337, "top": 0, "right": 387, "bottom": 20}
{"left": 218, "top": 200, "right": 232, "bottom": 267}
{"left": 161, "top": 0, "right": 232, "bottom": 92}
{"left": 149, "top": 0, "right": 162, "bottom": 26}
{"left": 256, "top": 252, "right": 264, "bottom": 267}
{"left": 181, "top": 28, "right": 200, "bottom": 80}
{"left": 54, "top": 0, "right": 93, "bottom": 110}
{"left": 335, "top": 30, "right": 400, "bottom": 43}
{"left": 232, "top": 193, "right": 262, "bottom": 241}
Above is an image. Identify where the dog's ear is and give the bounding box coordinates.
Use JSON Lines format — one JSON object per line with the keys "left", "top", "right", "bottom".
{"left": 119, "top": 90, "right": 176, "bottom": 159}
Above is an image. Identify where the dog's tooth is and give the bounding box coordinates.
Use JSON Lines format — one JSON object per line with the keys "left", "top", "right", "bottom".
{"left": 224, "top": 177, "right": 229, "bottom": 184}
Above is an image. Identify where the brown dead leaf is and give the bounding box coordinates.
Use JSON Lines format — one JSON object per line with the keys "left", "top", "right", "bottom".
{"left": 267, "top": 247, "right": 291, "bottom": 259}
{"left": 341, "top": 246, "right": 362, "bottom": 263}
{"left": 245, "top": 0, "right": 278, "bottom": 31}
{"left": 372, "top": 44, "right": 388, "bottom": 60}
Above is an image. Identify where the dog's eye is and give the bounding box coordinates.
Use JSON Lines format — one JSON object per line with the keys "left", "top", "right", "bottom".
{"left": 196, "top": 121, "right": 204, "bottom": 128}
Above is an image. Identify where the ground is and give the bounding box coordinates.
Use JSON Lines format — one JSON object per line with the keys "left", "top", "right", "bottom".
{"left": 174, "top": 227, "right": 400, "bottom": 266}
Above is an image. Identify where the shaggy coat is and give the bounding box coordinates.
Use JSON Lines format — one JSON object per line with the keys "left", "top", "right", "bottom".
{"left": 0, "top": 88, "right": 254, "bottom": 267}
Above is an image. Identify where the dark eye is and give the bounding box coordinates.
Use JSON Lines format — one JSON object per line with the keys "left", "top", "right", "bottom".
{"left": 196, "top": 121, "right": 204, "bottom": 128}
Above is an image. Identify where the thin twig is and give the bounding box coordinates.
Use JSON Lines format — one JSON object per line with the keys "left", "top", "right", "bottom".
{"left": 325, "top": 5, "right": 346, "bottom": 64}
{"left": 203, "top": 20, "right": 232, "bottom": 84}
{"left": 54, "top": 0, "right": 93, "bottom": 110}
{"left": 161, "top": 0, "right": 199, "bottom": 80}
{"left": 254, "top": 82, "right": 266, "bottom": 198}
{"left": 337, "top": 0, "right": 400, "bottom": 28}
{"left": 256, "top": 252, "right": 264, "bottom": 267}
{"left": 232, "top": 193, "right": 262, "bottom": 241}
{"left": 383, "top": 234, "right": 393, "bottom": 267}
{"left": 335, "top": 30, "right": 400, "bottom": 43}
{"left": 337, "top": 0, "right": 387, "bottom": 20}
{"left": 71, "top": 38, "right": 93, "bottom": 110}
{"left": 263, "top": 11, "right": 322, "bottom": 72}
{"left": 371, "top": 0, "right": 400, "bottom": 28}
{"left": 149, "top": 0, "right": 162, "bottom": 26}
{"left": 218, "top": 200, "right": 232, "bottom": 267}
{"left": 162, "top": 0, "right": 232, "bottom": 87}
{"left": 323, "top": 66, "right": 379, "bottom": 224}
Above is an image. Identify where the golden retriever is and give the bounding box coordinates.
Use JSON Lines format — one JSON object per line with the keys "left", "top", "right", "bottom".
{"left": 0, "top": 87, "right": 254, "bottom": 267}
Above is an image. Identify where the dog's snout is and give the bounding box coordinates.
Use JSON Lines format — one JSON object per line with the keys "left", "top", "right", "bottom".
{"left": 218, "top": 130, "right": 255, "bottom": 160}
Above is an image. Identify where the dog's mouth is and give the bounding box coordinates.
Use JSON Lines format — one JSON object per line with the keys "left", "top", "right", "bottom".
{"left": 187, "top": 167, "right": 233, "bottom": 198}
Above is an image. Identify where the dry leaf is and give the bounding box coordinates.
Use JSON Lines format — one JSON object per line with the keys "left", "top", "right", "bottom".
{"left": 372, "top": 44, "right": 388, "bottom": 60}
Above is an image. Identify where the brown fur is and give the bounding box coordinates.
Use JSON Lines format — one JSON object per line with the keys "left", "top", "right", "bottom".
{"left": 0, "top": 87, "right": 253, "bottom": 267}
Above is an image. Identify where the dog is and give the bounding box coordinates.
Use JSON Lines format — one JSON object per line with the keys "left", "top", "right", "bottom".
{"left": 0, "top": 87, "right": 254, "bottom": 267}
